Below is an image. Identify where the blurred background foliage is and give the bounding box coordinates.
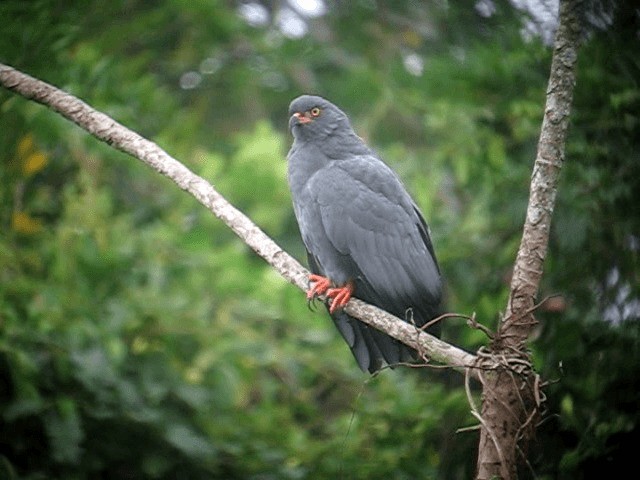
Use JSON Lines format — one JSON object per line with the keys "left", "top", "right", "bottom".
{"left": 0, "top": 0, "right": 638, "bottom": 478}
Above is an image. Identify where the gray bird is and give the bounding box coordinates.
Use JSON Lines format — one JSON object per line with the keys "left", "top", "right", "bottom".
{"left": 287, "top": 95, "right": 442, "bottom": 373}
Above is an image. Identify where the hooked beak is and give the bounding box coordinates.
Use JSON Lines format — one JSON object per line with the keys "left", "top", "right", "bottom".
{"left": 293, "top": 111, "right": 312, "bottom": 124}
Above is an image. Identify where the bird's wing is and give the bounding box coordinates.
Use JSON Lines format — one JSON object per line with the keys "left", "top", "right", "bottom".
{"left": 310, "top": 156, "right": 442, "bottom": 318}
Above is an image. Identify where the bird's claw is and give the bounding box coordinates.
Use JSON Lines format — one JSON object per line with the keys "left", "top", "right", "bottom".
{"left": 306, "top": 274, "right": 330, "bottom": 311}
{"left": 326, "top": 282, "right": 354, "bottom": 314}
{"left": 307, "top": 275, "right": 354, "bottom": 314}
{"left": 307, "top": 274, "right": 331, "bottom": 299}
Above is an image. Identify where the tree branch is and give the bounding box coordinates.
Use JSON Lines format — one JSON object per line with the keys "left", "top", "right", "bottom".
{"left": 0, "top": 62, "right": 476, "bottom": 372}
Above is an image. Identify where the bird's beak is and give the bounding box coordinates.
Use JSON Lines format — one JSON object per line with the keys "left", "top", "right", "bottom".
{"left": 293, "top": 111, "right": 312, "bottom": 124}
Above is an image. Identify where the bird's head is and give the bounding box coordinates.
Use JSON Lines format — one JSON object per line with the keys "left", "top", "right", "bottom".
{"left": 288, "top": 95, "right": 349, "bottom": 142}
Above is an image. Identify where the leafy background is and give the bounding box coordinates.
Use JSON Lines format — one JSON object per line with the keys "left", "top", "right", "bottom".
{"left": 0, "top": 1, "right": 638, "bottom": 478}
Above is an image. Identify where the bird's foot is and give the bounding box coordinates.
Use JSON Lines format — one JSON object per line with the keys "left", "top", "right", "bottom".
{"left": 307, "top": 274, "right": 332, "bottom": 299}
{"left": 307, "top": 275, "right": 354, "bottom": 313}
{"left": 326, "top": 282, "right": 354, "bottom": 314}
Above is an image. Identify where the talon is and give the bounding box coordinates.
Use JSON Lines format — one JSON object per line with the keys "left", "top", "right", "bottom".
{"left": 307, "top": 274, "right": 331, "bottom": 300}
{"left": 306, "top": 296, "right": 318, "bottom": 311}
{"left": 326, "top": 281, "right": 354, "bottom": 314}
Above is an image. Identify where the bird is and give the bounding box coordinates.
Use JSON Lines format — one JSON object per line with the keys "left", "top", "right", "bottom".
{"left": 286, "top": 95, "right": 442, "bottom": 373}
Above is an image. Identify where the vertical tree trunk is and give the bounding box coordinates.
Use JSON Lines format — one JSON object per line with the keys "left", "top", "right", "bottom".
{"left": 475, "top": 0, "right": 583, "bottom": 478}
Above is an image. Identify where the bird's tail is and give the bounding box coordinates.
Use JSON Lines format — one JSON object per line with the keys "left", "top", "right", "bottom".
{"left": 330, "top": 309, "right": 435, "bottom": 373}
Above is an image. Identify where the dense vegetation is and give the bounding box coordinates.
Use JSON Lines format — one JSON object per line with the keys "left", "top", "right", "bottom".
{"left": 1, "top": 1, "right": 638, "bottom": 478}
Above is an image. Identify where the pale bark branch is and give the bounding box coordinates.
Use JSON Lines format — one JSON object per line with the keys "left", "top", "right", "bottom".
{"left": 0, "top": 62, "right": 476, "bottom": 372}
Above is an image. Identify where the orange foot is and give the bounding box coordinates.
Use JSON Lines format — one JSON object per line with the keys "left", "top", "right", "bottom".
{"left": 307, "top": 275, "right": 354, "bottom": 314}
{"left": 307, "top": 274, "right": 332, "bottom": 300}
{"left": 326, "top": 281, "right": 354, "bottom": 314}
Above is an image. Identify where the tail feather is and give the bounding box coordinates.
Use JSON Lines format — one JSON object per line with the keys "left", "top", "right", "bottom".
{"left": 330, "top": 310, "right": 427, "bottom": 373}
{"left": 331, "top": 311, "right": 383, "bottom": 372}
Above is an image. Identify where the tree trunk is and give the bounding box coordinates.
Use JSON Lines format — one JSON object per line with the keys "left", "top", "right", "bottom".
{"left": 475, "top": 0, "right": 583, "bottom": 478}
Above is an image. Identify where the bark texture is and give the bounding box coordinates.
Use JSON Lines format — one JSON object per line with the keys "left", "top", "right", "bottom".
{"left": 475, "top": 1, "right": 583, "bottom": 478}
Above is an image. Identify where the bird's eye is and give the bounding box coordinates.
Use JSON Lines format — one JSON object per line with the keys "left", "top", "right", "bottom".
{"left": 310, "top": 107, "right": 321, "bottom": 117}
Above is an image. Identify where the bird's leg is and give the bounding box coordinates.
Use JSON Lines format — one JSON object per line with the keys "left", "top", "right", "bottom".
{"left": 326, "top": 281, "right": 354, "bottom": 314}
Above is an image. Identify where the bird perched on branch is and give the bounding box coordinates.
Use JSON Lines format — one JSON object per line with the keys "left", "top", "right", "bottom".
{"left": 287, "top": 95, "right": 442, "bottom": 373}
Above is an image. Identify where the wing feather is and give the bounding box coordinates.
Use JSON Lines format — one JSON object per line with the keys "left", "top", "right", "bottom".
{"left": 309, "top": 156, "right": 441, "bottom": 322}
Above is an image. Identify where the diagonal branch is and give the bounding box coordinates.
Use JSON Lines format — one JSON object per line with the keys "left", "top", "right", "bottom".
{"left": 0, "top": 62, "right": 477, "bottom": 372}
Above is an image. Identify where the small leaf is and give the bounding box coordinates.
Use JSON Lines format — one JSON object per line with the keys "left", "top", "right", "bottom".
{"left": 164, "top": 424, "right": 216, "bottom": 459}
{"left": 22, "top": 151, "right": 49, "bottom": 176}
{"left": 44, "top": 398, "right": 84, "bottom": 464}
{"left": 0, "top": 456, "right": 17, "bottom": 480}
{"left": 11, "top": 211, "right": 43, "bottom": 234}
{"left": 16, "top": 134, "right": 34, "bottom": 158}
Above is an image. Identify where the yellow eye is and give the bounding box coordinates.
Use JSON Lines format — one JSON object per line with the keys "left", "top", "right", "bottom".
{"left": 310, "top": 107, "right": 321, "bottom": 117}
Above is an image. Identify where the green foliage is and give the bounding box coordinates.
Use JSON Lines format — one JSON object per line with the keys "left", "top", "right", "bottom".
{"left": 533, "top": 318, "right": 640, "bottom": 478}
{"left": 1, "top": 0, "right": 639, "bottom": 479}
